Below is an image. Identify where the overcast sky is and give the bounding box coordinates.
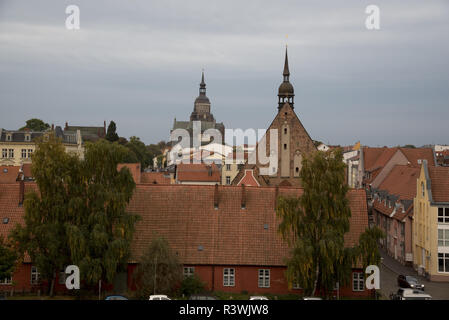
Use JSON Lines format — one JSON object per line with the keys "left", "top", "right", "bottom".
{"left": 0, "top": 0, "right": 448, "bottom": 147}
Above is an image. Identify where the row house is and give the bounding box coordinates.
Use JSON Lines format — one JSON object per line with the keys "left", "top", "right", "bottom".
{"left": 413, "top": 161, "right": 449, "bottom": 281}
{"left": 370, "top": 165, "right": 418, "bottom": 265}
{"left": 0, "top": 181, "right": 372, "bottom": 297}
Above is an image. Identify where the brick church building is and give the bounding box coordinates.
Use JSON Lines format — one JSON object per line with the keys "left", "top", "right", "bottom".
{"left": 233, "top": 48, "right": 316, "bottom": 187}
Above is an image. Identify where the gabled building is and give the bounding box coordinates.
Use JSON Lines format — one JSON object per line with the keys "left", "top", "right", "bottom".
{"left": 0, "top": 181, "right": 372, "bottom": 297}
{"left": 370, "top": 165, "right": 419, "bottom": 265}
{"left": 413, "top": 161, "right": 449, "bottom": 281}
{"left": 233, "top": 48, "right": 316, "bottom": 187}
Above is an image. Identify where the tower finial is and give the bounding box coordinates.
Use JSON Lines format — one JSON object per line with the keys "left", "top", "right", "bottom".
{"left": 199, "top": 70, "right": 206, "bottom": 95}
{"left": 283, "top": 46, "right": 290, "bottom": 79}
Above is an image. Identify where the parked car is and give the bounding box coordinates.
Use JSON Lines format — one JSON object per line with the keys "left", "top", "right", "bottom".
{"left": 249, "top": 296, "right": 269, "bottom": 300}
{"left": 397, "top": 275, "right": 425, "bottom": 290}
{"left": 149, "top": 294, "right": 171, "bottom": 300}
{"left": 390, "top": 288, "right": 431, "bottom": 300}
{"left": 189, "top": 294, "right": 217, "bottom": 300}
{"left": 105, "top": 295, "right": 128, "bottom": 300}
{"left": 303, "top": 297, "right": 323, "bottom": 300}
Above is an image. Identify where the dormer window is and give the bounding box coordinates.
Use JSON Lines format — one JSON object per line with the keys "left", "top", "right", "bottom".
{"left": 25, "top": 134, "right": 31, "bottom": 142}
{"left": 6, "top": 134, "right": 12, "bottom": 141}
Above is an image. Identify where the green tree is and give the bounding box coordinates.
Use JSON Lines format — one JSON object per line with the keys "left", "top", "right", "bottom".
{"left": 133, "top": 237, "right": 182, "bottom": 299}
{"left": 0, "top": 236, "right": 17, "bottom": 281}
{"left": 125, "top": 136, "right": 151, "bottom": 170}
{"left": 10, "top": 135, "right": 140, "bottom": 295}
{"left": 276, "top": 149, "right": 354, "bottom": 298}
{"left": 65, "top": 139, "right": 140, "bottom": 286}
{"left": 180, "top": 274, "right": 205, "bottom": 297}
{"left": 356, "top": 226, "right": 385, "bottom": 269}
{"left": 105, "top": 121, "right": 119, "bottom": 142}
{"left": 19, "top": 118, "right": 50, "bottom": 131}
{"left": 10, "top": 133, "right": 79, "bottom": 296}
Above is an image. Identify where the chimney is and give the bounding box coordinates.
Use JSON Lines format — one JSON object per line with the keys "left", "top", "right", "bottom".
{"left": 241, "top": 184, "right": 246, "bottom": 209}
{"left": 18, "top": 173, "right": 25, "bottom": 206}
{"left": 51, "top": 123, "right": 54, "bottom": 130}
{"left": 214, "top": 183, "right": 219, "bottom": 209}
{"left": 208, "top": 165, "right": 212, "bottom": 176}
{"left": 65, "top": 122, "right": 68, "bottom": 130}
{"left": 274, "top": 185, "right": 279, "bottom": 209}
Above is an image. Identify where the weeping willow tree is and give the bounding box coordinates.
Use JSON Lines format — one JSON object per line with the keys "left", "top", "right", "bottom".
{"left": 276, "top": 149, "right": 355, "bottom": 298}
{"left": 11, "top": 135, "right": 140, "bottom": 295}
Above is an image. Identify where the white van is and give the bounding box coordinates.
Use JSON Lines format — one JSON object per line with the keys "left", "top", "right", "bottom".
{"left": 393, "top": 288, "right": 432, "bottom": 300}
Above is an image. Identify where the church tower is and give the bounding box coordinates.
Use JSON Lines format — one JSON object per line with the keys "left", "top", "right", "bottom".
{"left": 190, "top": 71, "right": 215, "bottom": 122}
{"left": 232, "top": 47, "right": 316, "bottom": 187}
{"left": 278, "top": 47, "right": 295, "bottom": 110}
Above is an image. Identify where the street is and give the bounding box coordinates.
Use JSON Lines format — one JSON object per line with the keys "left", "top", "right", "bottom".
{"left": 379, "top": 250, "right": 449, "bottom": 300}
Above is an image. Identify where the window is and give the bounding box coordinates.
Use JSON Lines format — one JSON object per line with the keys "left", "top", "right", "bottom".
{"left": 226, "top": 164, "right": 231, "bottom": 171}
{"left": 226, "top": 176, "right": 231, "bottom": 185}
{"left": 421, "top": 182, "right": 425, "bottom": 197}
{"left": 258, "top": 269, "right": 270, "bottom": 288}
{"left": 183, "top": 267, "right": 195, "bottom": 278}
{"left": 401, "top": 223, "right": 405, "bottom": 236}
{"left": 0, "top": 275, "right": 12, "bottom": 285}
{"left": 21, "top": 149, "right": 27, "bottom": 158}
{"left": 31, "top": 266, "right": 40, "bottom": 285}
{"left": 284, "top": 128, "right": 287, "bottom": 134}
{"left": 438, "top": 208, "right": 449, "bottom": 223}
{"left": 25, "top": 134, "right": 31, "bottom": 142}
{"left": 8, "top": 149, "right": 14, "bottom": 158}
{"left": 283, "top": 144, "right": 287, "bottom": 150}
{"left": 352, "top": 272, "right": 364, "bottom": 291}
{"left": 59, "top": 270, "right": 66, "bottom": 285}
{"left": 6, "top": 134, "right": 11, "bottom": 141}
{"left": 438, "top": 253, "right": 449, "bottom": 273}
{"left": 27, "top": 149, "right": 33, "bottom": 158}
{"left": 438, "top": 229, "right": 449, "bottom": 246}
{"left": 223, "top": 268, "right": 235, "bottom": 287}
{"left": 1, "top": 149, "right": 6, "bottom": 158}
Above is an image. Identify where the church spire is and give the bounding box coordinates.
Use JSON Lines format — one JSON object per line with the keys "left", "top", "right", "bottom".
{"left": 283, "top": 46, "right": 290, "bottom": 80}
{"left": 277, "top": 46, "right": 294, "bottom": 110}
{"left": 199, "top": 70, "right": 206, "bottom": 96}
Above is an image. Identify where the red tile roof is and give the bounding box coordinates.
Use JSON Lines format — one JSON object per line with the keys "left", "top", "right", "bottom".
{"left": 400, "top": 148, "right": 435, "bottom": 167}
{"left": 0, "top": 183, "right": 368, "bottom": 267}
{"left": 176, "top": 163, "right": 220, "bottom": 183}
{"left": 428, "top": 166, "right": 449, "bottom": 203}
{"left": 0, "top": 166, "right": 20, "bottom": 183}
{"left": 363, "top": 147, "right": 397, "bottom": 171}
{"left": 377, "top": 165, "right": 419, "bottom": 201}
{"left": 141, "top": 172, "right": 171, "bottom": 184}
{"left": 128, "top": 186, "right": 369, "bottom": 265}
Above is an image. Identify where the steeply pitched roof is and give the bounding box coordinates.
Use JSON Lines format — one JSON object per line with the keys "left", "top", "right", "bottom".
{"left": 399, "top": 148, "right": 435, "bottom": 167}
{"left": 363, "top": 147, "right": 398, "bottom": 171}
{"left": 128, "top": 186, "right": 368, "bottom": 265}
{"left": 428, "top": 166, "right": 449, "bottom": 203}
{"left": 0, "top": 166, "right": 20, "bottom": 183}
{"left": 377, "top": 165, "right": 419, "bottom": 201}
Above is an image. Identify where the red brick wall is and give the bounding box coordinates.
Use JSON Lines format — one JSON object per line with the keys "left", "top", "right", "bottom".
{"left": 128, "top": 264, "right": 370, "bottom": 298}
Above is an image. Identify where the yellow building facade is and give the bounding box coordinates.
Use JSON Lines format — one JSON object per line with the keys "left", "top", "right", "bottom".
{"left": 413, "top": 161, "right": 449, "bottom": 281}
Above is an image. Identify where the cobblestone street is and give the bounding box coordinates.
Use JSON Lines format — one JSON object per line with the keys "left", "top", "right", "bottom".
{"left": 379, "top": 249, "right": 449, "bottom": 300}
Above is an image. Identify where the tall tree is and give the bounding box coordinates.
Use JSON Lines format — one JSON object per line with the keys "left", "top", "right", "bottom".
{"left": 19, "top": 118, "right": 50, "bottom": 131}
{"left": 106, "top": 121, "right": 119, "bottom": 142}
{"left": 276, "top": 149, "right": 354, "bottom": 297}
{"left": 10, "top": 133, "right": 79, "bottom": 296}
{"left": 356, "top": 226, "right": 385, "bottom": 269}
{"left": 0, "top": 236, "right": 17, "bottom": 281}
{"left": 65, "top": 139, "right": 141, "bottom": 286}
{"left": 10, "top": 135, "right": 140, "bottom": 295}
{"left": 133, "top": 237, "right": 182, "bottom": 299}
